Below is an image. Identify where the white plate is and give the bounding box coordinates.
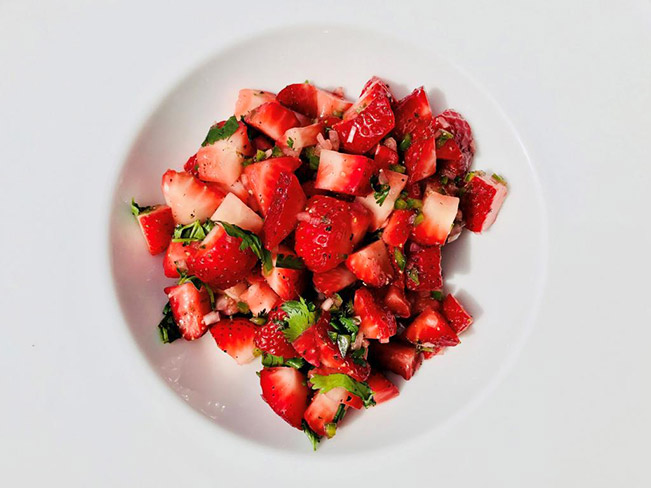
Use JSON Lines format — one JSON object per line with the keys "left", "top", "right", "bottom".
{"left": 2, "top": 1, "right": 649, "bottom": 486}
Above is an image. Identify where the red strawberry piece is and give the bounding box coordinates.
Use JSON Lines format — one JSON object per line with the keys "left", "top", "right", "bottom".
{"left": 344, "top": 77, "right": 395, "bottom": 121}
{"left": 374, "top": 144, "right": 399, "bottom": 170}
{"left": 244, "top": 101, "right": 301, "bottom": 141}
{"left": 243, "top": 156, "right": 302, "bottom": 216}
{"left": 408, "top": 291, "right": 443, "bottom": 315}
{"left": 382, "top": 209, "right": 415, "bottom": 247}
{"left": 133, "top": 204, "right": 175, "bottom": 255}
{"left": 210, "top": 317, "right": 258, "bottom": 364}
{"left": 277, "top": 83, "right": 352, "bottom": 118}
{"left": 405, "top": 181, "right": 423, "bottom": 199}
{"left": 366, "top": 372, "right": 399, "bottom": 404}
{"left": 442, "top": 294, "right": 474, "bottom": 334}
{"left": 405, "top": 245, "right": 442, "bottom": 292}
{"left": 404, "top": 135, "right": 437, "bottom": 183}
{"left": 435, "top": 109, "right": 475, "bottom": 178}
{"left": 460, "top": 173, "right": 508, "bottom": 232}
{"left": 304, "top": 390, "right": 347, "bottom": 438}
{"left": 422, "top": 347, "right": 443, "bottom": 360}
{"left": 315, "top": 150, "right": 376, "bottom": 196}
{"left": 383, "top": 284, "right": 411, "bottom": 318}
{"left": 252, "top": 134, "right": 274, "bottom": 151}
{"left": 403, "top": 307, "right": 460, "bottom": 348}
{"left": 346, "top": 240, "right": 394, "bottom": 287}
{"left": 334, "top": 94, "right": 395, "bottom": 154}
{"left": 260, "top": 367, "right": 310, "bottom": 429}
{"left": 368, "top": 341, "right": 423, "bottom": 380}
{"left": 264, "top": 246, "right": 307, "bottom": 300}
{"left": 196, "top": 120, "right": 254, "bottom": 186}
{"left": 292, "top": 324, "right": 322, "bottom": 367}
{"left": 262, "top": 172, "right": 306, "bottom": 250}
{"left": 411, "top": 184, "right": 460, "bottom": 246}
{"left": 214, "top": 293, "right": 239, "bottom": 316}
{"left": 356, "top": 169, "right": 408, "bottom": 230}
{"left": 313, "top": 265, "right": 357, "bottom": 296}
{"left": 211, "top": 192, "right": 263, "bottom": 233}
{"left": 183, "top": 153, "right": 199, "bottom": 177}
{"left": 354, "top": 287, "right": 397, "bottom": 342}
{"left": 282, "top": 122, "right": 325, "bottom": 151}
{"left": 349, "top": 201, "right": 371, "bottom": 247}
{"left": 234, "top": 89, "right": 276, "bottom": 117}
{"left": 436, "top": 137, "right": 463, "bottom": 161}
{"left": 319, "top": 115, "right": 342, "bottom": 128}
{"left": 187, "top": 224, "right": 258, "bottom": 289}
{"left": 161, "top": 170, "right": 226, "bottom": 225}
{"left": 301, "top": 180, "right": 328, "bottom": 198}
{"left": 163, "top": 241, "right": 199, "bottom": 278}
{"left": 294, "top": 195, "right": 353, "bottom": 273}
{"left": 255, "top": 321, "right": 298, "bottom": 358}
{"left": 316, "top": 90, "right": 353, "bottom": 118}
{"left": 164, "top": 282, "right": 212, "bottom": 340}
{"left": 306, "top": 372, "right": 364, "bottom": 410}
{"left": 240, "top": 281, "right": 280, "bottom": 316}
{"left": 393, "top": 87, "right": 432, "bottom": 140}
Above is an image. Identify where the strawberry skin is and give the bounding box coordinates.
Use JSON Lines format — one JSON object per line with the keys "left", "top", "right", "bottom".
{"left": 277, "top": 83, "right": 352, "bottom": 118}
{"left": 163, "top": 241, "right": 199, "bottom": 278}
{"left": 255, "top": 322, "right": 298, "bottom": 358}
{"left": 382, "top": 209, "right": 415, "bottom": 248}
{"left": 383, "top": 284, "right": 411, "bottom": 318}
{"left": 196, "top": 120, "right": 254, "bottom": 186}
{"left": 210, "top": 317, "right": 258, "bottom": 364}
{"left": 161, "top": 170, "right": 225, "bottom": 225}
{"left": 262, "top": 171, "right": 306, "bottom": 250}
{"left": 234, "top": 89, "right": 276, "bottom": 117}
{"left": 165, "top": 282, "right": 212, "bottom": 340}
{"left": 403, "top": 307, "right": 460, "bottom": 348}
{"left": 442, "top": 294, "right": 474, "bottom": 334}
{"left": 366, "top": 372, "right": 399, "bottom": 404}
{"left": 245, "top": 101, "right": 301, "bottom": 141}
{"left": 460, "top": 173, "right": 508, "bottom": 232}
{"left": 404, "top": 134, "right": 437, "bottom": 183}
{"left": 315, "top": 150, "right": 376, "bottom": 196}
{"left": 354, "top": 287, "right": 397, "bottom": 342}
{"left": 313, "top": 265, "right": 357, "bottom": 296}
{"left": 344, "top": 76, "right": 395, "bottom": 121}
{"left": 393, "top": 87, "right": 432, "bottom": 140}
{"left": 436, "top": 109, "right": 475, "bottom": 178}
{"left": 349, "top": 201, "right": 371, "bottom": 246}
{"left": 368, "top": 341, "right": 423, "bottom": 380}
{"left": 405, "top": 245, "right": 442, "bottom": 292}
{"left": 346, "top": 240, "right": 394, "bottom": 287}
{"left": 294, "top": 196, "right": 353, "bottom": 273}
{"left": 243, "top": 156, "right": 302, "bottom": 217}
{"left": 374, "top": 144, "right": 399, "bottom": 170}
{"left": 135, "top": 205, "right": 175, "bottom": 255}
{"left": 334, "top": 94, "right": 395, "bottom": 154}
{"left": 260, "top": 367, "right": 310, "bottom": 429}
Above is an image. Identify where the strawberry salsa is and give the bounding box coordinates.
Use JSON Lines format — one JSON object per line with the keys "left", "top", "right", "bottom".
{"left": 130, "top": 77, "right": 508, "bottom": 449}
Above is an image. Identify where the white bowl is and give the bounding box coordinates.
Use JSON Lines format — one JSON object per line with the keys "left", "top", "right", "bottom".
{"left": 109, "top": 25, "right": 548, "bottom": 453}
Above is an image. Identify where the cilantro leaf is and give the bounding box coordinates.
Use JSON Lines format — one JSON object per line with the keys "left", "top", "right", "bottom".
{"left": 202, "top": 116, "right": 240, "bottom": 146}
{"left": 431, "top": 290, "right": 444, "bottom": 301}
{"left": 388, "top": 163, "right": 406, "bottom": 174}
{"left": 285, "top": 357, "right": 307, "bottom": 369}
{"left": 333, "top": 403, "right": 346, "bottom": 423}
{"left": 304, "top": 146, "right": 320, "bottom": 171}
{"left": 177, "top": 272, "right": 215, "bottom": 306}
{"left": 158, "top": 302, "right": 181, "bottom": 344}
{"left": 407, "top": 267, "right": 420, "bottom": 285}
{"left": 310, "top": 373, "right": 375, "bottom": 407}
{"left": 275, "top": 254, "right": 305, "bottom": 270}
{"left": 350, "top": 347, "right": 367, "bottom": 366}
{"left": 218, "top": 221, "right": 273, "bottom": 273}
{"left": 271, "top": 146, "right": 284, "bottom": 158}
{"left": 261, "top": 353, "right": 285, "bottom": 367}
{"left": 255, "top": 149, "right": 267, "bottom": 162}
{"left": 435, "top": 129, "right": 454, "bottom": 148}
{"left": 131, "top": 198, "right": 154, "bottom": 218}
{"left": 172, "top": 220, "right": 215, "bottom": 243}
{"left": 287, "top": 137, "right": 294, "bottom": 149}
{"left": 280, "top": 298, "right": 316, "bottom": 342}
{"left": 237, "top": 301, "right": 250, "bottom": 314}
{"left": 302, "top": 420, "right": 321, "bottom": 451}
{"left": 394, "top": 248, "right": 406, "bottom": 271}
{"left": 371, "top": 175, "right": 390, "bottom": 206}
{"left": 399, "top": 133, "right": 412, "bottom": 152}
{"left": 491, "top": 173, "right": 507, "bottom": 185}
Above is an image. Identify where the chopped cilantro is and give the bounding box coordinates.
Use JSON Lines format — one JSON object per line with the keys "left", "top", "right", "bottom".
{"left": 407, "top": 267, "right": 420, "bottom": 285}
{"left": 261, "top": 353, "right": 285, "bottom": 367}
{"left": 464, "top": 171, "right": 477, "bottom": 183}
{"left": 394, "top": 248, "right": 406, "bottom": 271}
{"left": 130, "top": 198, "right": 154, "bottom": 217}
{"left": 302, "top": 420, "right": 321, "bottom": 451}
{"left": 399, "top": 133, "right": 412, "bottom": 152}
{"left": 389, "top": 164, "right": 406, "bottom": 174}
{"left": 250, "top": 316, "right": 267, "bottom": 325}
{"left": 172, "top": 220, "right": 215, "bottom": 243}
{"left": 333, "top": 403, "right": 346, "bottom": 423}
{"left": 440, "top": 175, "right": 449, "bottom": 185}
{"left": 287, "top": 137, "right": 294, "bottom": 149}
{"left": 324, "top": 423, "right": 337, "bottom": 438}
{"left": 177, "top": 272, "right": 215, "bottom": 306}
{"left": 254, "top": 149, "right": 267, "bottom": 162}
{"left": 218, "top": 221, "right": 273, "bottom": 273}
{"left": 371, "top": 175, "right": 390, "bottom": 206}
{"left": 350, "top": 347, "right": 367, "bottom": 366}
{"left": 275, "top": 254, "right": 305, "bottom": 270}
{"left": 431, "top": 291, "right": 444, "bottom": 301}
{"left": 280, "top": 298, "right": 317, "bottom": 342}
{"left": 304, "top": 146, "right": 320, "bottom": 170}
{"left": 271, "top": 146, "right": 284, "bottom": 158}
{"left": 491, "top": 173, "right": 507, "bottom": 185}
{"left": 285, "top": 357, "right": 307, "bottom": 369}
{"left": 435, "top": 129, "right": 454, "bottom": 148}
{"left": 413, "top": 212, "right": 424, "bottom": 226}
{"left": 310, "top": 373, "right": 375, "bottom": 407}
{"left": 332, "top": 109, "right": 344, "bottom": 118}
{"left": 202, "top": 116, "right": 240, "bottom": 146}
{"left": 158, "top": 302, "right": 181, "bottom": 344}
{"left": 237, "top": 301, "right": 250, "bottom": 314}
{"left": 394, "top": 198, "right": 407, "bottom": 210}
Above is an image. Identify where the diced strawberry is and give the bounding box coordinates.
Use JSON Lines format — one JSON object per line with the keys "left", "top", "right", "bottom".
{"left": 234, "top": 89, "right": 277, "bottom": 117}
{"left": 422, "top": 347, "right": 443, "bottom": 360}
{"left": 334, "top": 94, "right": 395, "bottom": 154}
{"left": 255, "top": 321, "right": 298, "bottom": 358}
{"left": 403, "top": 307, "right": 460, "bottom": 348}
{"left": 240, "top": 281, "right": 281, "bottom": 316}
{"left": 183, "top": 153, "right": 199, "bottom": 177}
{"left": 262, "top": 172, "right": 306, "bottom": 250}
{"left": 214, "top": 293, "right": 239, "bottom": 316}
{"left": 164, "top": 282, "right": 212, "bottom": 340}
{"left": 404, "top": 135, "right": 437, "bottom": 182}
{"left": 344, "top": 77, "right": 395, "bottom": 121}
{"left": 210, "top": 317, "right": 258, "bottom": 364}
{"left": 382, "top": 209, "right": 414, "bottom": 247}
{"left": 161, "top": 170, "right": 225, "bottom": 225}
{"left": 436, "top": 138, "right": 464, "bottom": 173}
{"left": 210, "top": 192, "right": 263, "bottom": 233}
{"left": 245, "top": 102, "right": 301, "bottom": 141}
{"left": 316, "top": 90, "right": 352, "bottom": 118}
{"left": 405, "top": 181, "right": 423, "bottom": 199}
{"left": 292, "top": 324, "right": 322, "bottom": 367}
{"left": 282, "top": 122, "right": 325, "bottom": 151}
{"left": 408, "top": 291, "right": 442, "bottom": 315}
{"left": 245, "top": 268, "right": 266, "bottom": 285}
{"left": 313, "top": 265, "right": 357, "bottom": 296}
{"left": 374, "top": 144, "right": 399, "bottom": 170}
{"left": 349, "top": 201, "right": 371, "bottom": 247}
{"left": 187, "top": 224, "right": 258, "bottom": 289}
{"left": 346, "top": 240, "right": 394, "bottom": 287}
{"left": 163, "top": 241, "right": 199, "bottom": 278}
{"left": 264, "top": 247, "right": 307, "bottom": 300}
{"left": 133, "top": 204, "right": 175, "bottom": 255}
{"left": 277, "top": 83, "right": 352, "bottom": 118}
{"left": 368, "top": 341, "right": 423, "bottom": 380}
{"left": 356, "top": 169, "right": 408, "bottom": 230}
{"left": 319, "top": 115, "right": 342, "bottom": 128}
{"left": 301, "top": 180, "right": 328, "bottom": 198}
{"left": 393, "top": 87, "right": 432, "bottom": 140}
{"left": 304, "top": 390, "right": 346, "bottom": 438}
{"left": 294, "top": 196, "right": 353, "bottom": 273}
{"left": 436, "top": 109, "right": 475, "bottom": 178}
{"left": 411, "top": 184, "right": 460, "bottom": 245}
{"left": 405, "top": 245, "right": 442, "bottom": 292}
{"left": 460, "top": 173, "right": 508, "bottom": 232}
{"left": 315, "top": 150, "right": 376, "bottom": 196}
{"left": 260, "top": 367, "right": 310, "bottom": 429}
{"left": 366, "top": 371, "right": 399, "bottom": 404}
{"left": 442, "top": 294, "right": 474, "bottom": 334}
{"left": 252, "top": 134, "right": 274, "bottom": 151}
{"left": 243, "top": 156, "right": 302, "bottom": 216}
{"left": 327, "top": 387, "right": 364, "bottom": 410}
{"left": 196, "top": 120, "right": 254, "bottom": 186}
{"left": 354, "top": 287, "right": 397, "bottom": 342}
{"left": 383, "top": 284, "right": 411, "bottom": 318}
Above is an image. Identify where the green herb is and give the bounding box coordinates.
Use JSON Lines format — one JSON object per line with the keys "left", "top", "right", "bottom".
{"left": 202, "top": 116, "right": 240, "bottom": 146}
{"left": 302, "top": 420, "right": 321, "bottom": 451}
{"left": 399, "top": 133, "right": 412, "bottom": 152}
{"left": 371, "top": 175, "right": 390, "bottom": 207}
{"left": 440, "top": 175, "right": 449, "bottom": 185}
{"left": 394, "top": 248, "right": 406, "bottom": 271}
{"left": 172, "top": 220, "right": 215, "bottom": 243}
{"left": 333, "top": 403, "right": 346, "bottom": 423}
{"left": 280, "top": 298, "right": 317, "bottom": 342}
{"left": 254, "top": 149, "right": 267, "bottom": 162}
{"left": 285, "top": 357, "right": 307, "bottom": 369}
{"left": 275, "top": 254, "right": 305, "bottom": 270}
{"left": 237, "top": 301, "right": 250, "bottom": 314}
{"left": 218, "top": 221, "right": 272, "bottom": 273}
{"left": 324, "top": 423, "right": 337, "bottom": 438}
{"left": 287, "top": 137, "right": 294, "bottom": 149}
{"left": 130, "top": 198, "right": 154, "bottom": 218}
{"left": 304, "top": 79, "right": 311, "bottom": 84}
{"left": 271, "top": 146, "right": 284, "bottom": 158}
{"left": 158, "top": 302, "right": 181, "bottom": 344}
{"left": 394, "top": 198, "right": 407, "bottom": 210}
{"left": 431, "top": 291, "right": 444, "bottom": 301}
{"left": 241, "top": 158, "right": 253, "bottom": 167}
{"left": 332, "top": 109, "right": 344, "bottom": 118}
{"left": 389, "top": 164, "right": 406, "bottom": 174}
{"left": 261, "top": 353, "right": 285, "bottom": 367}
{"left": 464, "top": 171, "right": 477, "bottom": 183}
{"left": 407, "top": 267, "right": 420, "bottom": 285}
{"left": 304, "top": 146, "right": 320, "bottom": 170}
{"left": 350, "top": 347, "right": 367, "bottom": 366}
{"left": 435, "top": 129, "right": 454, "bottom": 148}
{"left": 310, "top": 373, "right": 375, "bottom": 407}
{"left": 413, "top": 213, "right": 424, "bottom": 226}
{"left": 406, "top": 198, "right": 422, "bottom": 209}
{"left": 418, "top": 345, "right": 437, "bottom": 353}
{"left": 250, "top": 316, "right": 267, "bottom": 325}
{"left": 491, "top": 173, "right": 507, "bottom": 185}
{"left": 177, "top": 272, "right": 215, "bottom": 306}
